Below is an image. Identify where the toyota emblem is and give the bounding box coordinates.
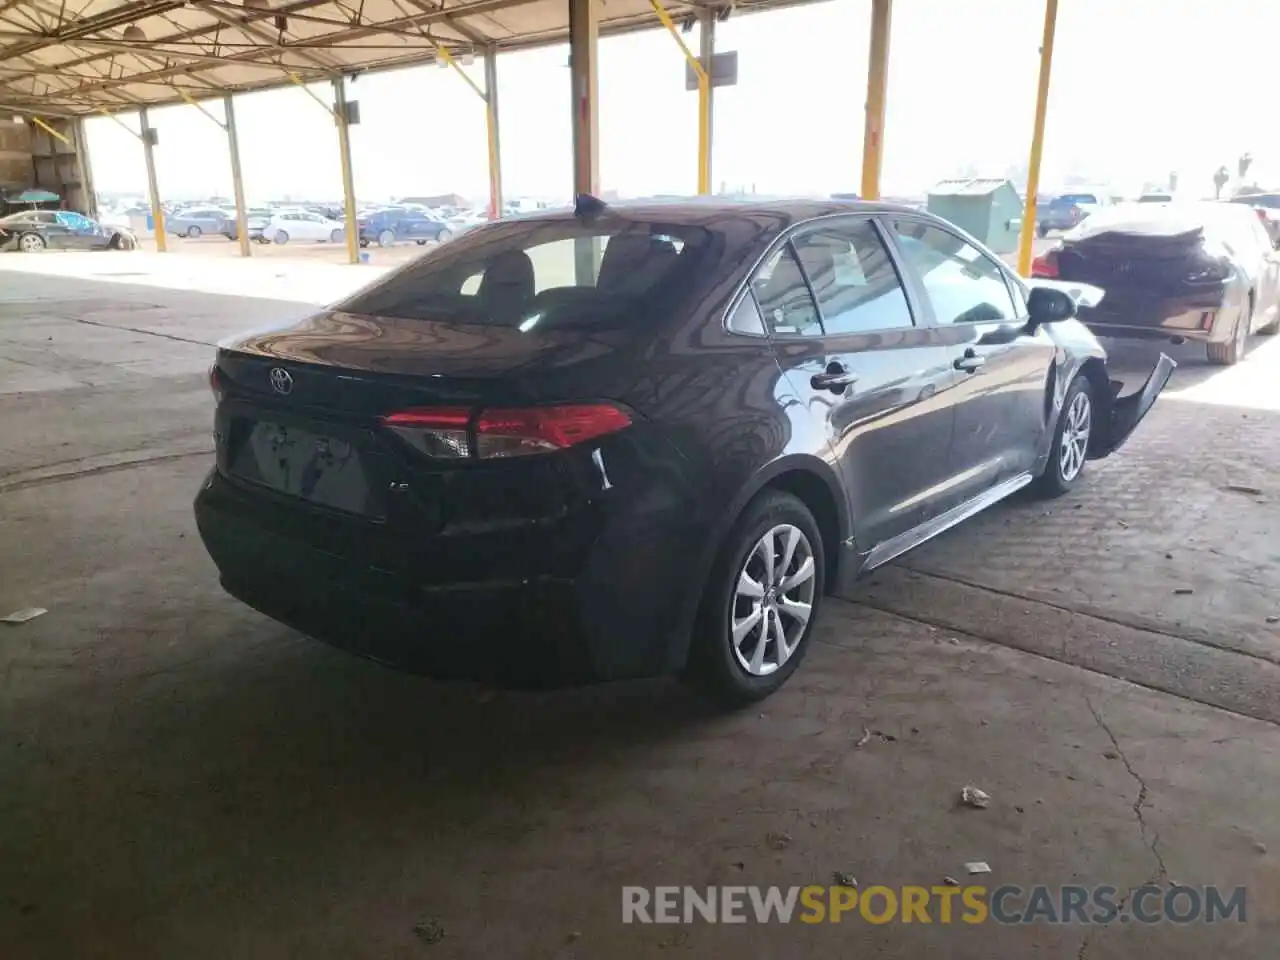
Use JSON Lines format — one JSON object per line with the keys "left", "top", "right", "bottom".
{"left": 268, "top": 367, "right": 294, "bottom": 396}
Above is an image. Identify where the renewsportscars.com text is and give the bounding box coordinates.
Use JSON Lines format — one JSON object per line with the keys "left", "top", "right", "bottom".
{"left": 622, "top": 885, "right": 1247, "bottom": 925}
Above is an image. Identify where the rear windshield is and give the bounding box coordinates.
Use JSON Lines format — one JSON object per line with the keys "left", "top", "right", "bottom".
{"left": 1052, "top": 194, "right": 1098, "bottom": 206}
{"left": 340, "top": 218, "right": 713, "bottom": 329}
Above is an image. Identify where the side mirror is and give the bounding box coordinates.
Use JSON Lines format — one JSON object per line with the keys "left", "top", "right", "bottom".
{"left": 1026, "top": 286, "right": 1077, "bottom": 328}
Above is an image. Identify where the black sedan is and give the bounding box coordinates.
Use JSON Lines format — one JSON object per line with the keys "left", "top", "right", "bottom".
{"left": 195, "top": 199, "right": 1172, "bottom": 702}
{"left": 358, "top": 206, "right": 453, "bottom": 248}
{"left": 0, "top": 209, "right": 136, "bottom": 252}
{"left": 1033, "top": 202, "right": 1280, "bottom": 365}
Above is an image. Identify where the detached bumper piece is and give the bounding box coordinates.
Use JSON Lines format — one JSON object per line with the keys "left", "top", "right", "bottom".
{"left": 1089, "top": 353, "right": 1176, "bottom": 460}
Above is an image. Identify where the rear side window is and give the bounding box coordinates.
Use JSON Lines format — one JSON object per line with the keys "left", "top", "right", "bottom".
{"left": 791, "top": 220, "right": 914, "bottom": 334}
{"left": 340, "top": 219, "right": 711, "bottom": 330}
{"left": 890, "top": 221, "right": 1018, "bottom": 325}
{"left": 751, "top": 245, "right": 821, "bottom": 337}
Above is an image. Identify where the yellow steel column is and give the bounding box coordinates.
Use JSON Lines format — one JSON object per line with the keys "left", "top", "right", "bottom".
{"left": 138, "top": 106, "right": 166, "bottom": 252}
{"left": 698, "top": 5, "right": 714, "bottom": 194}
{"left": 860, "top": 0, "right": 892, "bottom": 201}
{"left": 1017, "top": 0, "right": 1060, "bottom": 276}
{"left": 484, "top": 47, "right": 504, "bottom": 220}
{"left": 223, "top": 94, "right": 251, "bottom": 258}
{"left": 568, "top": 0, "right": 600, "bottom": 198}
{"left": 332, "top": 77, "right": 360, "bottom": 265}
{"left": 650, "top": 0, "right": 709, "bottom": 194}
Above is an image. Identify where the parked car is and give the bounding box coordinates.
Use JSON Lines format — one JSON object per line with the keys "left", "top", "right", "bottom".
{"left": 1137, "top": 192, "right": 1174, "bottom": 204}
{"left": 168, "top": 206, "right": 234, "bottom": 238}
{"left": 0, "top": 210, "right": 136, "bottom": 252}
{"left": 1227, "top": 191, "right": 1280, "bottom": 248}
{"left": 1033, "top": 202, "right": 1280, "bottom": 365}
{"left": 262, "top": 210, "right": 346, "bottom": 245}
{"left": 447, "top": 208, "right": 490, "bottom": 235}
{"left": 358, "top": 207, "right": 453, "bottom": 247}
{"left": 195, "top": 198, "right": 1172, "bottom": 703}
{"left": 220, "top": 208, "right": 273, "bottom": 244}
{"left": 1037, "top": 192, "right": 1110, "bottom": 236}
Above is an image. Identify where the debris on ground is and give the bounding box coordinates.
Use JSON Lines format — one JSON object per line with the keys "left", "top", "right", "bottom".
{"left": 1015, "top": 805, "right": 1025, "bottom": 814}
{"left": 765, "top": 831, "right": 792, "bottom": 851}
{"left": 1174, "top": 588, "right": 1194, "bottom": 595}
{"left": 960, "top": 785, "right": 991, "bottom": 809}
{"left": 1223, "top": 483, "right": 1263, "bottom": 496}
{"left": 832, "top": 871, "right": 857, "bottom": 888}
{"left": 1, "top": 607, "right": 46, "bottom": 624}
{"left": 942, "top": 876, "right": 960, "bottom": 886}
{"left": 565, "top": 931, "right": 582, "bottom": 944}
{"left": 872, "top": 729, "right": 897, "bottom": 743}
{"left": 965, "top": 862, "right": 991, "bottom": 875}
{"left": 1117, "top": 520, "right": 1129, "bottom": 528}
{"left": 413, "top": 919, "right": 445, "bottom": 945}
{"left": 1165, "top": 552, "right": 1174, "bottom": 560}
{"left": 910, "top": 727, "right": 920, "bottom": 735}
{"left": 1255, "top": 841, "right": 1267, "bottom": 854}
{"left": 1267, "top": 616, "right": 1279, "bottom": 625}
{"left": 1103, "top": 750, "right": 1120, "bottom": 760}
{"left": 854, "top": 727, "right": 871, "bottom": 748}
{"left": 949, "top": 637, "right": 960, "bottom": 645}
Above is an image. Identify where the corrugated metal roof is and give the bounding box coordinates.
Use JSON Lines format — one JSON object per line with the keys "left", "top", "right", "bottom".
{"left": 929, "top": 177, "right": 1015, "bottom": 197}
{"left": 0, "top": 0, "right": 812, "bottom": 117}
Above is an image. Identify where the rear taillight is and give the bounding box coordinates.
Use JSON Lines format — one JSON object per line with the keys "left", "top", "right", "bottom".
{"left": 382, "top": 403, "right": 631, "bottom": 459}
{"left": 1030, "top": 248, "right": 1060, "bottom": 278}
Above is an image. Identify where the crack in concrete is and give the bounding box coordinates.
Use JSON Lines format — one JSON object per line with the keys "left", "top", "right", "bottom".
{"left": 1077, "top": 696, "right": 1171, "bottom": 960}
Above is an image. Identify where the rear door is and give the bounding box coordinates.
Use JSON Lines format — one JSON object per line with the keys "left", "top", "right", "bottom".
{"left": 886, "top": 217, "right": 1056, "bottom": 508}
{"left": 758, "top": 216, "right": 959, "bottom": 550}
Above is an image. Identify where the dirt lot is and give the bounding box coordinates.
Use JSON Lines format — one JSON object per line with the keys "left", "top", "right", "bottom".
{"left": 2, "top": 251, "right": 1279, "bottom": 959}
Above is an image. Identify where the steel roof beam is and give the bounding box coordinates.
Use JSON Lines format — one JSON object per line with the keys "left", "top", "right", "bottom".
{"left": 54, "top": 0, "right": 543, "bottom": 100}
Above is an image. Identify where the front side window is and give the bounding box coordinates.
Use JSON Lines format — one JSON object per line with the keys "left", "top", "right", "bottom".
{"left": 791, "top": 220, "right": 914, "bottom": 335}
{"left": 890, "top": 221, "right": 1018, "bottom": 325}
{"left": 341, "top": 219, "right": 710, "bottom": 331}
{"left": 751, "top": 245, "right": 821, "bottom": 337}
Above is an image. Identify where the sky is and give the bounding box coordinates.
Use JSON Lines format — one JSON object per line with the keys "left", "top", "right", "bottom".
{"left": 84, "top": 0, "right": 1280, "bottom": 207}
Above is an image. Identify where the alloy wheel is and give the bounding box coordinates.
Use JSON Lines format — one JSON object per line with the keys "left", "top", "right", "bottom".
{"left": 730, "top": 523, "right": 816, "bottom": 677}
{"left": 19, "top": 233, "right": 44, "bottom": 252}
{"left": 1059, "top": 390, "right": 1092, "bottom": 482}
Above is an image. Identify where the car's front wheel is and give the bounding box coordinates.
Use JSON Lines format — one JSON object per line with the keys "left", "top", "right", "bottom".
{"left": 186, "top": 225, "right": 202, "bottom": 238}
{"left": 273, "top": 230, "right": 289, "bottom": 245}
{"left": 1034, "top": 375, "right": 1093, "bottom": 498}
{"left": 687, "top": 490, "right": 824, "bottom": 705}
{"left": 18, "top": 232, "right": 45, "bottom": 252}
{"left": 377, "top": 229, "right": 395, "bottom": 247}
{"left": 329, "top": 228, "right": 343, "bottom": 243}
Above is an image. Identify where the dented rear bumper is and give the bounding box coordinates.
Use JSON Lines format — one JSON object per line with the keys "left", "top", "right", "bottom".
{"left": 1089, "top": 353, "right": 1177, "bottom": 460}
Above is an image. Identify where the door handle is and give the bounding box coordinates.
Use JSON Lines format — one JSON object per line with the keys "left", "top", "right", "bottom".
{"left": 811, "top": 368, "right": 858, "bottom": 392}
{"left": 953, "top": 353, "right": 986, "bottom": 373}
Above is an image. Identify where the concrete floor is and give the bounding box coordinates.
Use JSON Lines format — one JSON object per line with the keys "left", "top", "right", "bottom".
{"left": 2, "top": 252, "right": 1280, "bottom": 958}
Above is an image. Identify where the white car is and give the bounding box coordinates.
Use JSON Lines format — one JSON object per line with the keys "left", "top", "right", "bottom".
{"left": 264, "top": 210, "right": 346, "bottom": 245}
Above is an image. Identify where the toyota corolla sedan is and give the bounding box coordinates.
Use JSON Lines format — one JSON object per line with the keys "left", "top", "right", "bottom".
{"left": 195, "top": 198, "right": 1172, "bottom": 703}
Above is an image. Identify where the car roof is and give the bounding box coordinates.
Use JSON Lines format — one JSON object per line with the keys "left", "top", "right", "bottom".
{"left": 511, "top": 197, "right": 923, "bottom": 229}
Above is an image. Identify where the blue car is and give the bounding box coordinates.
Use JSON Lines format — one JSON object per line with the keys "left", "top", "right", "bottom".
{"left": 357, "top": 207, "right": 453, "bottom": 248}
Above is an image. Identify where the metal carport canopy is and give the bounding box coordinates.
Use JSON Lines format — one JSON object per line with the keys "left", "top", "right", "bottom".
{"left": 0, "top": 0, "right": 810, "bottom": 117}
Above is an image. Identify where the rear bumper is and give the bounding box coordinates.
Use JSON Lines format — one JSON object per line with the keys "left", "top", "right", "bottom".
{"left": 194, "top": 464, "right": 702, "bottom": 687}
{"left": 1078, "top": 288, "right": 1231, "bottom": 344}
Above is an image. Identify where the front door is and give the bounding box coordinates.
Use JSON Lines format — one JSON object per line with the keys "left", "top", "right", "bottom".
{"left": 885, "top": 218, "right": 1057, "bottom": 509}
{"left": 754, "top": 217, "right": 960, "bottom": 552}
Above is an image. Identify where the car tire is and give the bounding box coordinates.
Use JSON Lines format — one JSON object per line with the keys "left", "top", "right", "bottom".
{"left": 18, "top": 232, "right": 45, "bottom": 252}
{"left": 686, "top": 490, "right": 825, "bottom": 706}
{"left": 377, "top": 229, "right": 395, "bottom": 247}
{"left": 416, "top": 239, "right": 427, "bottom": 245}
{"left": 1206, "top": 297, "right": 1251, "bottom": 365}
{"left": 186, "top": 225, "right": 202, "bottom": 238}
{"left": 329, "top": 229, "right": 343, "bottom": 243}
{"left": 1033, "top": 374, "right": 1094, "bottom": 498}
{"left": 437, "top": 228, "right": 453, "bottom": 243}
{"left": 273, "top": 230, "right": 289, "bottom": 245}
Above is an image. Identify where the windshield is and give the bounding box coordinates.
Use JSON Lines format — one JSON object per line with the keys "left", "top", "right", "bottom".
{"left": 339, "top": 218, "right": 713, "bottom": 330}
{"left": 1052, "top": 194, "right": 1098, "bottom": 207}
